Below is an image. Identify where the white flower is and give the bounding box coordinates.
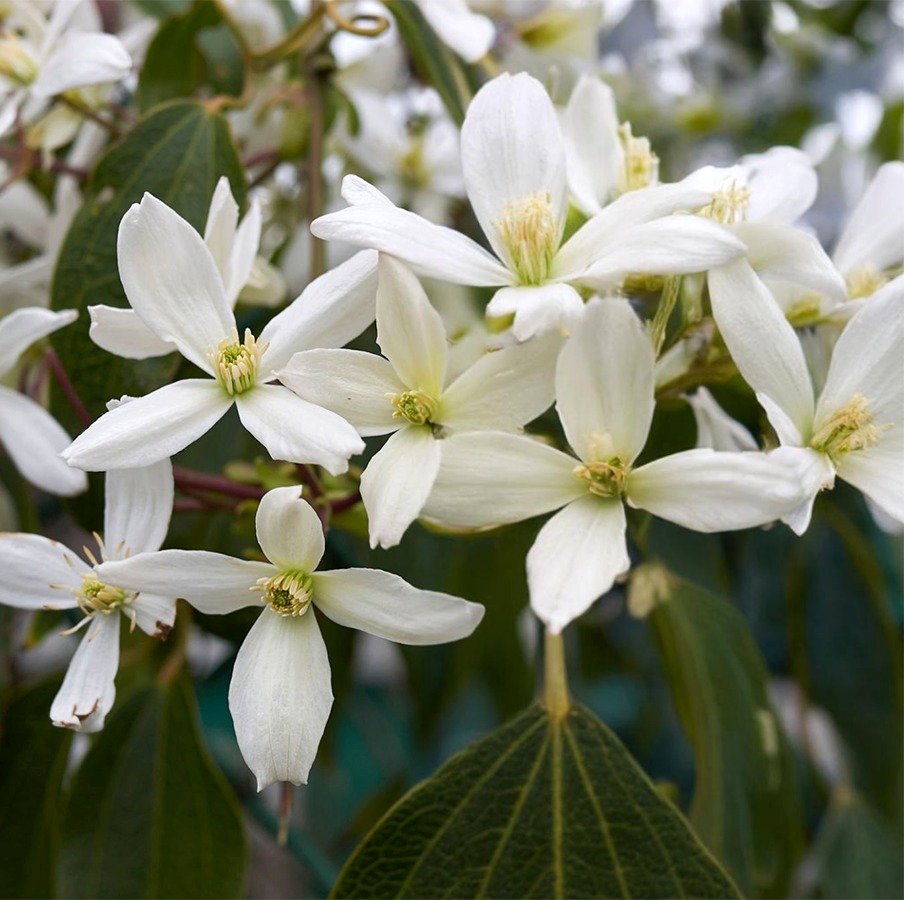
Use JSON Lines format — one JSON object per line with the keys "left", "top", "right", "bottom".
{"left": 0, "top": 306, "right": 86, "bottom": 495}
{"left": 279, "top": 255, "right": 560, "bottom": 548}
{"left": 423, "top": 298, "right": 808, "bottom": 633}
{"left": 96, "top": 485, "right": 484, "bottom": 789}
{"left": 62, "top": 193, "right": 378, "bottom": 474}
{"left": 709, "top": 259, "right": 904, "bottom": 532}
{"left": 0, "top": 460, "right": 175, "bottom": 731}
{"left": 688, "top": 387, "right": 758, "bottom": 453}
{"left": 312, "top": 72, "right": 745, "bottom": 340}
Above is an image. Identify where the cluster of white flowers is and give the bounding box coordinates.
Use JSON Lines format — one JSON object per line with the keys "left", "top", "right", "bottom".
{"left": 0, "top": 0, "right": 900, "bottom": 794}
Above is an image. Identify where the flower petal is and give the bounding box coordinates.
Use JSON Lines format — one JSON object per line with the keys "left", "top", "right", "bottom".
{"left": 418, "top": 0, "right": 495, "bottom": 62}
{"left": 688, "top": 387, "right": 758, "bottom": 452}
{"left": 203, "top": 176, "right": 238, "bottom": 281}
{"left": 88, "top": 305, "right": 176, "bottom": 359}
{"left": 131, "top": 592, "right": 177, "bottom": 639}
{"left": 360, "top": 426, "right": 442, "bottom": 549}
{"left": 0, "top": 532, "right": 81, "bottom": 609}
{"left": 255, "top": 485, "right": 325, "bottom": 572}
{"left": 236, "top": 384, "right": 364, "bottom": 474}
{"left": 314, "top": 566, "right": 485, "bottom": 649}
{"left": 229, "top": 609, "right": 333, "bottom": 789}
{"left": 527, "top": 496, "right": 628, "bottom": 634}
{"left": 61, "top": 380, "right": 231, "bottom": 471}
{"left": 769, "top": 446, "right": 836, "bottom": 535}
{"left": 50, "top": 612, "right": 120, "bottom": 733}
{"left": 33, "top": 32, "right": 131, "bottom": 97}
{"left": 836, "top": 428, "right": 904, "bottom": 526}
{"left": 225, "top": 200, "right": 261, "bottom": 305}
{"left": 486, "top": 283, "right": 584, "bottom": 341}
{"left": 0, "top": 306, "right": 76, "bottom": 378}
{"left": 103, "top": 460, "right": 173, "bottom": 556}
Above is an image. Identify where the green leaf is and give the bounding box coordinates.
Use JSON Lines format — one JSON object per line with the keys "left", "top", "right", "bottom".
{"left": 129, "top": 0, "right": 190, "bottom": 19}
{"left": 632, "top": 564, "right": 803, "bottom": 898}
{"left": 0, "top": 678, "right": 73, "bottom": 900}
{"left": 332, "top": 702, "right": 741, "bottom": 899}
{"left": 50, "top": 101, "right": 246, "bottom": 427}
{"left": 58, "top": 669, "right": 246, "bottom": 899}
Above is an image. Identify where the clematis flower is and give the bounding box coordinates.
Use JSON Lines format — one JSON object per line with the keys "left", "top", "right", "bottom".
{"left": 62, "top": 193, "right": 378, "bottom": 474}
{"left": 279, "top": 255, "right": 560, "bottom": 548}
{"left": 312, "top": 72, "right": 745, "bottom": 340}
{"left": 96, "top": 485, "right": 484, "bottom": 789}
{"left": 0, "top": 459, "right": 174, "bottom": 731}
{"left": 0, "top": 306, "right": 86, "bottom": 495}
{"left": 709, "top": 259, "right": 903, "bottom": 532}
{"left": 422, "top": 298, "right": 808, "bottom": 633}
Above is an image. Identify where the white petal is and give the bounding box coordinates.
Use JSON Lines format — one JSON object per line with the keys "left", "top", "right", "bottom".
{"left": 96, "top": 551, "right": 274, "bottom": 615}
{"left": 341, "top": 174, "right": 395, "bottom": 207}
{"left": 627, "top": 448, "right": 809, "bottom": 532}
{"left": 103, "top": 460, "right": 173, "bottom": 555}
{"left": 117, "top": 193, "right": 234, "bottom": 372}
{"left": 0, "top": 387, "right": 87, "bottom": 496}
{"left": 50, "top": 613, "right": 120, "bottom": 733}
{"left": 439, "top": 331, "right": 560, "bottom": 432}
{"left": 461, "top": 73, "right": 566, "bottom": 264}
{"left": 311, "top": 202, "right": 511, "bottom": 286}
{"left": 836, "top": 429, "right": 904, "bottom": 526}
{"left": 376, "top": 256, "right": 447, "bottom": 395}
{"left": 259, "top": 249, "right": 378, "bottom": 372}
{"left": 236, "top": 384, "right": 364, "bottom": 475}
{"left": 278, "top": 349, "right": 403, "bottom": 437}
{"left": 527, "top": 496, "right": 628, "bottom": 634}
{"left": 487, "top": 283, "right": 584, "bottom": 341}
{"left": 203, "top": 176, "right": 238, "bottom": 280}
{"left": 708, "top": 258, "right": 815, "bottom": 442}
{"left": 225, "top": 201, "right": 262, "bottom": 305}
{"left": 33, "top": 32, "right": 131, "bottom": 97}
{"left": 61, "top": 380, "right": 231, "bottom": 471}
{"left": 556, "top": 298, "right": 654, "bottom": 466}
{"left": 131, "top": 592, "right": 177, "bottom": 638}
{"left": 313, "top": 568, "right": 483, "bottom": 643}
{"left": 0, "top": 306, "right": 76, "bottom": 378}
{"left": 88, "top": 305, "right": 176, "bottom": 359}
{"left": 688, "top": 387, "right": 758, "bottom": 452}
{"left": 229, "top": 609, "right": 333, "bottom": 789}
{"left": 360, "top": 427, "right": 441, "bottom": 549}
{"left": 422, "top": 431, "right": 582, "bottom": 528}
{"left": 255, "top": 485, "right": 324, "bottom": 572}
{"left": 0, "top": 532, "right": 80, "bottom": 609}
{"left": 419, "top": 0, "right": 494, "bottom": 62}
{"left": 769, "top": 446, "right": 836, "bottom": 535}
{"left": 743, "top": 146, "right": 817, "bottom": 223}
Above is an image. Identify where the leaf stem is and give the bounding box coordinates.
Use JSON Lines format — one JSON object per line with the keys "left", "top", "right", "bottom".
{"left": 544, "top": 629, "right": 570, "bottom": 719}
{"left": 45, "top": 347, "right": 93, "bottom": 427}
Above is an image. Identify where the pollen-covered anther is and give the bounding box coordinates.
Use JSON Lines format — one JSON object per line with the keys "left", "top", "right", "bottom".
{"left": 574, "top": 459, "right": 628, "bottom": 498}
{"left": 390, "top": 389, "right": 437, "bottom": 426}
{"left": 810, "top": 392, "right": 889, "bottom": 460}
{"left": 0, "top": 30, "right": 37, "bottom": 86}
{"left": 254, "top": 570, "right": 314, "bottom": 617}
{"left": 495, "top": 191, "right": 558, "bottom": 285}
{"left": 70, "top": 573, "right": 132, "bottom": 617}
{"left": 701, "top": 179, "right": 751, "bottom": 226}
{"left": 209, "top": 328, "right": 266, "bottom": 396}
{"left": 846, "top": 263, "right": 887, "bottom": 300}
{"left": 617, "top": 123, "right": 659, "bottom": 193}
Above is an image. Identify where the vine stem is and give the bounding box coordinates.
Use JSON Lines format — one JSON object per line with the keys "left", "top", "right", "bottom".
{"left": 544, "top": 629, "right": 570, "bottom": 719}
{"left": 45, "top": 347, "right": 93, "bottom": 427}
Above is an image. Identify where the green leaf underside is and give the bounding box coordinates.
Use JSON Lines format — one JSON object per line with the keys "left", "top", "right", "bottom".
{"left": 332, "top": 703, "right": 741, "bottom": 899}
{"left": 647, "top": 571, "right": 803, "bottom": 897}
{"left": 58, "top": 670, "right": 246, "bottom": 899}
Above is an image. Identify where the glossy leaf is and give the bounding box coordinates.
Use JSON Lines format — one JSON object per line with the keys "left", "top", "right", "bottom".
{"left": 332, "top": 702, "right": 741, "bottom": 899}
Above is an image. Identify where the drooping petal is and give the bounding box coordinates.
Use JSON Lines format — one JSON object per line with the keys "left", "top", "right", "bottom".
{"left": 278, "top": 349, "right": 403, "bottom": 437}
{"left": 49, "top": 612, "right": 120, "bottom": 733}
{"left": 0, "top": 307, "right": 76, "bottom": 378}
{"left": 836, "top": 428, "right": 904, "bottom": 526}
{"left": 768, "top": 446, "right": 836, "bottom": 535}
{"left": 117, "top": 193, "right": 234, "bottom": 373}
{"left": 203, "top": 176, "right": 238, "bottom": 279}
{"left": 360, "top": 426, "right": 442, "bottom": 549}
{"left": 131, "top": 592, "right": 177, "bottom": 639}
{"left": 527, "top": 496, "right": 628, "bottom": 634}
{"left": 418, "top": 0, "right": 495, "bottom": 62}
{"left": 708, "top": 258, "right": 815, "bottom": 444}
{"left": 259, "top": 249, "right": 379, "bottom": 372}
{"left": 33, "top": 32, "right": 131, "bottom": 97}
{"left": 103, "top": 460, "right": 173, "bottom": 556}
{"left": 229, "top": 609, "right": 333, "bottom": 789}
{"left": 313, "top": 567, "right": 484, "bottom": 643}
{"left": 627, "top": 448, "right": 809, "bottom": 532}
{"left": 255, "top": 485, "right": 325, "bottom": 573}
{"left": 88, "top": 305, "right": 176, "bottom": 359}
{"left": 0, "top": 387, "right": 87, "bottom": 496}
{"left": 61, "top": 380, "right": 232, "bottom": 471}
{"left": 422, "top": 431, "right": 582, "bottom": 528}
{"left": 235, "top": 384, "right": 364, "bottom": 475}
{"left": 0, "top": 532, "right": 81, "bottom": 609}
{"left": 96, "top": 550, "right": 274, "bottom": 615}
{"left": 556, "top": 298, "right": 654, "bottom": 466}
{"left": 376, "top": 256, "right": 447, "bottom": 395}
{"left": 486, "top": 283, "right": 584, "bottom": 341}
{"left": 439, "top": 331, "right": 560, "bottom": 432}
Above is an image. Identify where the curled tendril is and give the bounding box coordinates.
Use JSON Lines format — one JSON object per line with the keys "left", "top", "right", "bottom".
{"left": 324, "top": 4, "right": 389, "bottom": 38}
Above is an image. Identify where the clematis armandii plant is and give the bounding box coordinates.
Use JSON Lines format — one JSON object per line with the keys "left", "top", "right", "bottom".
{"left": 0, "top": 458, "right": 174, "bottom": 732}
{"left": 311, "top": 71, "right": 745, "bottom": 340}
{"left": 62, "top": 192, "right": 379, "bottom": 475}
{"left": 279, "top": 255, "right": 560, "bottom": 548}
{"left": 709, "top": 260, "right": 903, "bottom": 532}
{"left": 96, "top": 485, "right": 485, "bottom": 789}
{"left": 422, "top": 298, "right": 809, "bottom": 634}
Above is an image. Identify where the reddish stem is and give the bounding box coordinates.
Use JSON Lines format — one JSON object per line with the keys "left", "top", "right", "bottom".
{"left": 45, "top": 348, "right": 93, "bottom": 427}
{"left": 172, "top": 466, "right": 265, "bottom": 501}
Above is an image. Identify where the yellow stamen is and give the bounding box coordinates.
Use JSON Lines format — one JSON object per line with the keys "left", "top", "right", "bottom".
{"left": 253, "top": 570, "right": 313, "bottom": 617}
{"left": 810, "top": 393, "right": 888, "bottom": 461}
{"left": 390, "top": 389, "right": 437, "bottom": 426}
{"left": 495, "top": 192, "right": 558, "bottom": 285}
{"left": 574, "top": 459, "right": 628, "bottom": 499}
{"left": 209, "top": 328, "right": 267, "bottom": 396}
{"left": 618, "top": 123, "right": 659, "bottom": 193}
{"left": 700, "top": 179, "right": 751, "bottom": 225}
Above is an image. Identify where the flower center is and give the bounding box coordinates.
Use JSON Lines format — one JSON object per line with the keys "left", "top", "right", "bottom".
{"left": 617, "top": 123, "right": 658, "bottom": 193}
{"left": 701, "top": 179, "right": 751, "bottom": 225}
{"left": 785, "top": 295, "right": 824, "bottom": 327}
{"left": 209, "top": 328, "right": 266, "bottom": 396}
{"left": 72, "top": 574, "right": 131, "bottom": 616}
{"left": 495, "top": 192, "right": 558, "bottom": 285}
{"left": 0, "top": 31, "right": 37, "bottom": 87}
{"left": 846, "top": 263, "right": 887, "bottom": 300}
{"left": 255, "top": 570, "right": 314, "bottom": 617}
{"left": 574, "top": 459, "right": 628, "bottom": 499}
{"left": 391, "top": 389, "right": 437, "bottom": 426}
{"left": 810, "top": 393, "right": 888, "bottom": 461}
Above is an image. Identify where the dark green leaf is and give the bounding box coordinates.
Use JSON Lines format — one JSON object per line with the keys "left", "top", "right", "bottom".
{"left": 0, "top": 678, "right": 73, "bottom": 900}
{"left": 634, "top": 564, "right": 803, "bottom": 897}
{"left": 58, "top": 669, "right": 246, "bottom": 899}
{"left": 332, "top": 702, "right": 741, "bottom": 899}
{"left": 129, "top": 0, "right": 190, "bottom": 19}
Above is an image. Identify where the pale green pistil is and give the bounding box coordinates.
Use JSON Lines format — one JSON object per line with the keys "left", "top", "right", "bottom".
{"left": 255, "top": 570, "right": 313, "bottom": 617}
{"left": 210, "top": 328, "right": 266, "bottom": 396}
{"left": 810, "top": 393, "right": 886, "bottom": 462}
{"left": 392, "top": 389, "right": 437, "bottom": 426}
{"left": 574, "top": 459, "right": 628, "bottom": 499}
{"left": 72, "top": 574, "right": 130, "bottom": 616}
